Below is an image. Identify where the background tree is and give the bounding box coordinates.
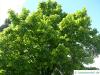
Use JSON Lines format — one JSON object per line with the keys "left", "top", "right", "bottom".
{"left": 0, "top": 0, "right": 100, "bottom": 75}
{"left": 0, "top": 18, "right": 11, "bottom": 32}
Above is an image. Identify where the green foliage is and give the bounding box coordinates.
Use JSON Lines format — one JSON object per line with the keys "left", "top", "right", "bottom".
{"left": 0, "top": 1, "right": 100, "bottom": 75}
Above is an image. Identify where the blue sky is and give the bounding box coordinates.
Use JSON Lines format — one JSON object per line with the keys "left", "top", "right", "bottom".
{"left": 24, "top": 0, "right": 100, "bottom": 33}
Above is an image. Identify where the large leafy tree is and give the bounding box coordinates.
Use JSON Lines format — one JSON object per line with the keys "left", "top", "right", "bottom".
{"left": 0, "top": 0, "right": 100, "bottom": 75}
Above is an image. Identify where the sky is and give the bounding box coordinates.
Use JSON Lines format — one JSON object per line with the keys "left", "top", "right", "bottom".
{"left": 0, "top": 0, "right": 26, "bottom": 25}
{"left": 0, "top": 0, "right": 100, "bottom": 69}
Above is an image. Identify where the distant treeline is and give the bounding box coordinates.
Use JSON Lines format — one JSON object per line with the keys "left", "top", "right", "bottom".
{"left": 0, "top": 19, "right": 11, "bottom": 31}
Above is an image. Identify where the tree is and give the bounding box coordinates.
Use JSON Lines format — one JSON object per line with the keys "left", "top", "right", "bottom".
{"left": 85, "top": 67, "right": 99, "bottom": 70}
{"left": 0, "top": 18, "right": 11, "bottom": 32}
{"left": 0, "top": 0, "right": 100, "bottom": 75}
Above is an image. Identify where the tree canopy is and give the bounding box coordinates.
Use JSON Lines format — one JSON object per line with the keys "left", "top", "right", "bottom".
{"left": 0, "top": 0, "right": 100, "bottom": 75}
